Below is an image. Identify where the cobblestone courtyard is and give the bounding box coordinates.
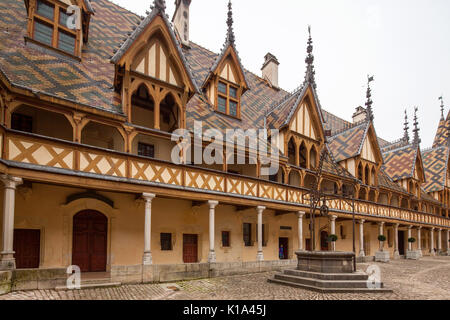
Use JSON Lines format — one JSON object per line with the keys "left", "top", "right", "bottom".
{"left": 1, "top": 257, "right": 449, "bottom": 300}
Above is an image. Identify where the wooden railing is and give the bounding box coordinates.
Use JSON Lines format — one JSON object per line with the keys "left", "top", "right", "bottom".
{"left": 1, "top": 128, "right": 449, "bottom": 228}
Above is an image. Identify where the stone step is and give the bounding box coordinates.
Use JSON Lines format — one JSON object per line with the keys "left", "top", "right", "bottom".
{"left": 283, "top": 269, "right": 369, "bottom": 281}
{"left": 268, "top": 278, "right": 393, "bottom": 293}
{"left": 55, "top": 281, "right": 121, "bottom": 291}
{"left": 273, "top": 273, "right": 380, "bottom": 289}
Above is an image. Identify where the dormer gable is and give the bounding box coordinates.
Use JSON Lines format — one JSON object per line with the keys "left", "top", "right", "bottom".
{"left": 360, "top": 123, "right": 383, "bottom": 165}
{"left": 202, "top": 1, "right": 249, "bottom": 119}
{"left": 24, "top": 0, "right": 94, "bottom": 58}
{"left": 110, "top": 2, "right": 198, "bottom": 131}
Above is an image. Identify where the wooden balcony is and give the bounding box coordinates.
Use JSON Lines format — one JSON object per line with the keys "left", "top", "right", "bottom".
{"left": 1, "top": 127, "right": 449, "bottom": 228}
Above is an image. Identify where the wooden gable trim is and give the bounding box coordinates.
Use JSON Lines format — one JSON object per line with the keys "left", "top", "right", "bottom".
{"left": 364, "top": 123, "right": 384, "bottom": 166}
{"left": 203, "top": 45, "right": 248, "bottom": 92}
{"left": 414, "top": 147, "right": 426, "bottom": 183}
{"left": 286, "top": 86, "right": 325, "bottom": 143}
{"left": 115, "top": 15, "right": 195, "bottom": 95}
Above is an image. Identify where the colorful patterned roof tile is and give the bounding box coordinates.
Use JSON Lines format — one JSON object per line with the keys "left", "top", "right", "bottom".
{"left": 382, "top": 145, "right": 418, "bottom": 181}
{"left": 422, "top": 146, "right": 449, "bottom": 193}
{"left": 432, "top": 112, "right": 449, "bottom": 148}
{"left": 0, "top": 0, "right": 141, "bottom": 114}
{"left": 327, "top": 122, "right": 368, "bottom": 162}
{"left": 378, "top": 168, "right": 408, "bottom": 194}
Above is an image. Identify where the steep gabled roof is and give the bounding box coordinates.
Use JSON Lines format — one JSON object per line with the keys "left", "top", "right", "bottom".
{"left": 432, "top": 110, "right": 450, "bottom": 148}
{"left": 382, "top": 144, "right": 423, "bottom": 181}
{"left": 110, "top": 2, "right": 198, "bottom": 94}
{"left": 422, "top": 146, "right": 449, "bottom": 193}
{"left": 378, "top": 168, "right": 409, "bottom": 195}
{"left": 327, "top": 122, "right": 367, "bottom": 162}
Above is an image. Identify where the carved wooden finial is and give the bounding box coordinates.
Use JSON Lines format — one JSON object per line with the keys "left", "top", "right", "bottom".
{"left": 226, "top": 0, "right": 235, "bottom": 45}
{"left": 365, "top": 75, "right": 375, "bottom": 122}
{"left": 304, "top": 25, "right": 316, "bottom": 89}
{"left": 403, "top": 109, "right": 410, "bottom": 143}
{"left": 439, "top": 96, "right": 444, "bottom": 120}
{"left": 413, "top": 107, "right": 421, "bottom": 146}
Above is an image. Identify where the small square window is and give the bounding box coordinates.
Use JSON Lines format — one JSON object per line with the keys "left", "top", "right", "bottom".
{"left": 138, "top": 143, "right": 155, "bottom": 158}
{"left": 229, "top": 86, "right": 237, "bottom": 99}
{"left": 229, "top": 101, "right": 238, "bottom": 117}
{"left": 218, "top": 82, "right": 227, "bottom": 95}
{"left": 34, "top": 20, "right": 53, "bottom": 46}
{"left": 37, "top": 0, "right": 54, "bottom": 20}
{"left": 160, "top": 233, "right": 172, "bottom": 251}
{"left": 222, "top": 231, "right": 230, "bottom": 247}
{"left": 218, "top": 96, "right": 227, "bottom": 113}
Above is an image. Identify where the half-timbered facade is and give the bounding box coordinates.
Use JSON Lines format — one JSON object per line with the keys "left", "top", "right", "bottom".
{"left": 0, "top": 0, "right": 449, "bottom": 292}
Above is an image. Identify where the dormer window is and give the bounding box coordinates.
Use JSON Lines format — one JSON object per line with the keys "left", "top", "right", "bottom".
{"left": 217, "top": 80, "right": 239, "bottom": 117}
{"left": 26, "top": 0, "right": 93, "bottom": 58}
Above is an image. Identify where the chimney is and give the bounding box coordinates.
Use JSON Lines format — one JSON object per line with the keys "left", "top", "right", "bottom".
{"left": 352, "top": 106, "right": 367, "bottom": 123}
{"left": 172, "top": 0, "right": 192, "bottom": 47}
{"left": 261, "top": 53, "right": 279, "bottom": 88}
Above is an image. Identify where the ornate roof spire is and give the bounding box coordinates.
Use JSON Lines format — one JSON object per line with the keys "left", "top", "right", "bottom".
{"left": 439, "top": 96, "right": 444, "bottom": 120}
{"left": 226, "top": 0, "right": 235, "bottom": 46}
{"left": 151, "top": 0, "right": 166, "bottom": 13}
{"left": 403, "top": 109, "right": 410, "bottom": 143}
{"left": 304, "top": 26, "right": 316, "bottom": 88}
{"left": 413, "top": 107, "right": 421, "bottom": 146}
{"left": 365, "top": 75, "right": 375, "bottom": 122}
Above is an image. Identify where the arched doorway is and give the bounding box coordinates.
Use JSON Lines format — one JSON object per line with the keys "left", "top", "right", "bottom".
{"left": 72, "top": 210, "right": 108, "bottom": 273}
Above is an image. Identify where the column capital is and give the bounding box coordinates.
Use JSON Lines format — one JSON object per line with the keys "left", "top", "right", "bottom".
{"left": 358, "top": 219, "right": 366, "bottom": 224}
{"left": 394, "top": 223, "right": 399, "bottom": 229}
{"left": 256, "top": 206, "right": 266, "bottom": 213}
{"left": 297, "top": 211, "right": 306, "bottom": 218}
{"left": 378, "top": 221, "right": 385, "bottom": 226}
{"left": 208, "top": 200, "right": 219, "bottom": 208}
{"left": 431, "top": 227, "right": 435, "bottom": 231}
{"left": 417, "top": 226, "right": 422, "bottom": 230}
{"left": 0, "top": 175, "right": 22, "bottom": 189}
{"left": 329, "top": 215, "right": 338, "bottom": 222}
{"left": 142, "top": 193, "right": 156, "bottom": 202}
{"left": 407, "top": 225, "right": 413, "bottom": 230}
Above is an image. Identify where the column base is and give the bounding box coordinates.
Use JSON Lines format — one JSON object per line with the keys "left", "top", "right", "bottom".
{"left": 393, "top": 251, "right": 400, "bottom": 260}
{"left": 406, "top": 250, "right": 421, "bottom": 260}
{"left": 208, "top": 251, "right": 216, "bottom": 263}
{"left": 358, "top": 251, "right": 365, "bottom": 257}
{"left": 143, "top": 252, "right": 152, "bottom": 266}
{"left": 256, "top": 252, "right": 264, "bottom": 262}
{"left": 375, "top": 251, "right": 390, "bottom": 263}
{"left": 0, "top": 253, "right": 16, "bottom": 270}
{"left": 430, "top": 250, "right": 436, "bottom": 256}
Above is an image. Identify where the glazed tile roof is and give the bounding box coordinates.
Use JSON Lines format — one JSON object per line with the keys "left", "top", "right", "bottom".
{"left": 382, "top": 145, "right": 418, "bottom": 181}
{"left": 327, "top": 122, "right": 368, "bottom": 162}
{"left": 378, "top": 168, "right": 408, "bottom": 194}
{"left": 432, "top": 111, "right": 450, "bottom": 149}
{"left": 0, "top": 0, "right": 141, "bottom": 114}
{"left": 422, "top": 146, "right": 449, "bottom": 193}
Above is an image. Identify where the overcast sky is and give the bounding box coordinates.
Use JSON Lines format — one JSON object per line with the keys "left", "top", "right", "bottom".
{"left": 111, "top": 0, "right": 450, "bottom": 148}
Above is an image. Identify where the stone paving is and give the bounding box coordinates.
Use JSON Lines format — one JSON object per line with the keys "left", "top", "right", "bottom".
{"left": 1, "top": 256, "right": 449, "bottom": 300}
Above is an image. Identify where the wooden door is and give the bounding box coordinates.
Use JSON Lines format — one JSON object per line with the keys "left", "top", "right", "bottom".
{"left": 279, "top": 238, "right": 289, "bottom": 260}
{"left": 183, "top": 234, "right": 198, "bottom": 263}
{"left": 72, "top": 211, "right": 107, "bottom": 272}
{"left": 320, "top": 231, "right": 329, "bottom": 251}
{"left": 398, "top": 231, "right": 405, "bottom": 255}
{"left": 13, "top": 229, "right": 40, "bottom": 269}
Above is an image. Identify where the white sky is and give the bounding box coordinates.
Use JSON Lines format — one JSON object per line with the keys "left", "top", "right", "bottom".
{"left": 111, "top": 0, "right": 450, "bottom": 148}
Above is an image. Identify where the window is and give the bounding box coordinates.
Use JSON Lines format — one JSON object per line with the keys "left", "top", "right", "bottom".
{"left": 160, "top": 233, "right": 172, "bottom": 251}
{"left": 138, "top": 143, "right": 155, "bottom": 158}
{"left": 11, "top": 114, "right": 33, "bottom": 133}
{"left": 243, "top": 223, "right": 252, "bottom": 247}
{"left": 222, "top": 231, "right": 230, "bottom": 247}
{"left": 217, "top": 80, "right": 239, "bottom": 117}
{"left": 31, "top": 0, "right": 78, "bottom": 56}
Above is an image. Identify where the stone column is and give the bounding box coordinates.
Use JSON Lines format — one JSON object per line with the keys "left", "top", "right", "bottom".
{"left": 256, "top": 206, "right": 266, "bottom": 261}
{"left": 208, "top": 201, "right": 219, "bottom": 263}
{"left": 378, "top": 222, "right": 385, "bottom": 251}
{"left": 447, "top": 230, "right": 450, "bottom": 255}
{"left": 297, "top": 211, "right": 305, "bottom": 251}
{"left": 407, "top": 226, "right": 413, "bottom": 252}
{"left": 437, "top": 228, "right": 442, "bottom": 254}
{"left": 417, "top": 227, "right": 422, "bottom": 251}
{"left": 330, "top": 215, "right": 337, "bottom": 252}
{"left": 430, "top": 227, "right": 435, "bottom": 256}
{"left": 142, "top": 193, "right": 156, "bottom": 265}
{"left": 394, "top": 224, "right": 400, "bottom": 259}
{"left": 0, "top": 175, "right": 23, "bottom": 270}
{"left": 358, "top": 219, "right": 365, "bottom": 257}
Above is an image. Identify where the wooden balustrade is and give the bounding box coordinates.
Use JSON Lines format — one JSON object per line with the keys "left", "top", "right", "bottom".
{"left": 2, "top": 129, "right": 449, "bottom": 228}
